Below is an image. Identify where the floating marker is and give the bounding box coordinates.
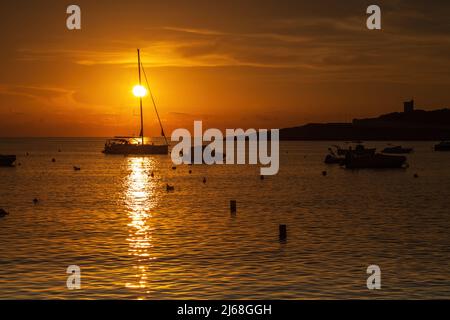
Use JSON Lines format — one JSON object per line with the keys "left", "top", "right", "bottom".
{"left": 230, "top": 200, "right": 237, "bottom": 214}
{"left": 322, "top": 171, "right": 327, "bottom": 176}
{"left": 279, "top": 224, "right": 287, "bottom": 241}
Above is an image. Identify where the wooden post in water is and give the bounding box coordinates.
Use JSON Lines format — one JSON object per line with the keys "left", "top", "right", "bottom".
{"left": 230, "top": 200, "right": 237, "bottom": 215}
{"left": 279, "top": 224, "right": 287, "bottom": 241}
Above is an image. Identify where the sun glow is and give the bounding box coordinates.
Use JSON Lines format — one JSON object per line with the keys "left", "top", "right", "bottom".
{"left": 132, "top": 85, "right": 147, "bottom": 97}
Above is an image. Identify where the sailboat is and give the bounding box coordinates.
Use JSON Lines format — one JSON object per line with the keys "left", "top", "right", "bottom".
{"left": 103, "top": 49, "right": 169, "bottom": 155}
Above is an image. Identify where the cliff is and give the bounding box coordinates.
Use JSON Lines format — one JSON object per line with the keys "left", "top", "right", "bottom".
{"left": 279, "top": 108, "right": 450, "bottom": 141}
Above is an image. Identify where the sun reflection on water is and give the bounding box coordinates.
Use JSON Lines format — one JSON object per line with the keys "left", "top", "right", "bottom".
{"left": 124, "top": 157, "right": 159, "bottom": 289}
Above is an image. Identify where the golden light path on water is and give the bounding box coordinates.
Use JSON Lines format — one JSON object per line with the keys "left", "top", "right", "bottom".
{"left": 124, "top": 157, "right": 159, "bottom": 290}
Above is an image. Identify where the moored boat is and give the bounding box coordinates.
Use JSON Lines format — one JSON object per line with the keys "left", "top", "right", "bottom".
{"left": 434, "top": 141, "right": 450, "bottom": 151}
{"left": 103, "top": 138, "right": 168, "bottom": 155}
{"left": 344, "top": 153, "right": 407, "bottom": 169}
{"left": 324, "top": 147, "right": 345, "bottom": 164}
{"left": 382, "top": 146, "right": 413, "bottom": 154}
{"left": 336, "top": 144, "right": 376, "bottom": 157}
{"left": 324, "top": 154, "right": 345, "bottom": 165}
{"left": 0, "top": 155, "right": 16, "bottom": 167}
{"left": 103, "top": 49, "right": 169, "bottom": 155}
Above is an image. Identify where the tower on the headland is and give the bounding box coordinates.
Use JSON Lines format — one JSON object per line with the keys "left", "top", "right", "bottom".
{"left": 404, "top": 99, "right": 414, "bottom": 113}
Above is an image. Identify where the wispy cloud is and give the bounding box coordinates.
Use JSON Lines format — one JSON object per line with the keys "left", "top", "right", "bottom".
{"left": 0, "top": 84, "right": 75, "bottom": 106}
{"left": 14, "top": 8, "right": 450, "bottom": 84}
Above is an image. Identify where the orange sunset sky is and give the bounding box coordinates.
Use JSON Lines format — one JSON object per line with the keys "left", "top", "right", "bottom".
{"left": 0, "top": 0, "right": 450, "bottom": 137}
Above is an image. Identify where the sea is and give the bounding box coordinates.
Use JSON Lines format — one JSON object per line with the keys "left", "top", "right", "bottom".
{"left": 1, "top": 138, "right": 450, "bottom": 299}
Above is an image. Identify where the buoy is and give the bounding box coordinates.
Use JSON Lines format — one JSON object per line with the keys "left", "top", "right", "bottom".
{"left": 188, "top": 170, "right": 192, "bottom": 174}
{"left": 322, "top": 171, "right": 327, "bottom": 176}
{"left": 150, "top": 172, "right": 154, "bottom": 178}
{"left": 230, "top": 200, "right": 237, "bottom": 214}
{"left": 279, "top": 224, "right": 287, "bottom": 241}
{"left": 166, "top": 184, "right": 175, "bottom": 192}
{"left": 26, "top": 152, "right": 29, "bottom": 156}
{"left": 172, "top": 166, "right": 176, "bottom": 170}
{"left": 33, "top": 198, "right": 39, "bottom": 205}
{"left": 58, "top": 149, "right": 62, "bottom": 153}
{"left": 51, "top": 158, "right": 56, "bottom": 163}
{"left": 260, "top": 175, "right": 265, "bottom": 180}
{"left": 0, "top": 208, "right": 9, "bottom": 217}
{"left": 414, "top": 173, "right": 419, "bottom": 178}
{"left": 203, "top": 177, "right": 207, "bottom": 184}
{"left": 73, "top": 166, "right": 81, "bottom": 171}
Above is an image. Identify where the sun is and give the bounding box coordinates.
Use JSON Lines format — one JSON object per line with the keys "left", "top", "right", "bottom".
{"left": 132, "top": 85, "right": 147, "bottom": 97}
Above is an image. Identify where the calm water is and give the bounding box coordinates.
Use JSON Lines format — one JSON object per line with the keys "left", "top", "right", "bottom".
{"left": 1, "top": 138, "right": 450, "bottom": 299}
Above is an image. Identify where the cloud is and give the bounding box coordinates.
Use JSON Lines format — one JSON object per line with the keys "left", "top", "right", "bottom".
{"left": 0, "top": 84, "right": 115, "bottom": 118}
{"left": 0, "top": 84, "right": 76, "bottom": 107}
{"left": 9, "top": 0, "right": 450, "bottom": 84}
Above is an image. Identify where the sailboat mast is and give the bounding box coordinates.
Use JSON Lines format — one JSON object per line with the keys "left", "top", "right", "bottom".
{"left": 137, "top": 48, "right": 144, "bottom": 145}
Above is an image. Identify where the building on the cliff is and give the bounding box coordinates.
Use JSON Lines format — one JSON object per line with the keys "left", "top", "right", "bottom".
{"left": 404, "top": 99, "right": 414, "bottom": 113}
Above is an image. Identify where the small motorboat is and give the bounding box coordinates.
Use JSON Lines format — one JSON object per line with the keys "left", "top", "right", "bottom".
{"left": 435, "top": 141, "right": 450, "bottom": 151}
{"left": 324, "top": 154, "right": 345, "bottom": 165}
{"left": 0, "top": 155, "right": 16, "bottom": 167}
{"left": 324, "top": 147, "right": 345, "bottom": 164}
{"left": 382, "top": 146, "right": 413, "bottom": 154}
{"left": 336, "top": 144, "right": 376, "bottom": 157}
{"left": 344, "top": 153, "right": 407, "bottom": 169}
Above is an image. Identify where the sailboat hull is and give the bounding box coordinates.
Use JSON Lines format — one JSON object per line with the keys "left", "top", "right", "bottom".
{"left": 103, "top": 144, "right": 168, "bottom": 155}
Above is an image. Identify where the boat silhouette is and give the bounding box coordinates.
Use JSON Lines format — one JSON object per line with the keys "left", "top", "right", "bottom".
{"left": 335, "top": 144, "right": 376, "bottom": 157}
{"left": 103, "top": 49, "right": 169, "bottom": 155}
{"left": 324, "top": 147, "right": 345, "bottom": 164}
{"left": 382, "top": 146, "right": 413, "bottom": 154}
{"left": 435, "top": 141, "right": 450, "bottom": 151}
{"left": 343, "top": 153, "right": 407, "bottom": 169}
{"left": 0, "top": 155, "right": 16, "bottom": 167}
